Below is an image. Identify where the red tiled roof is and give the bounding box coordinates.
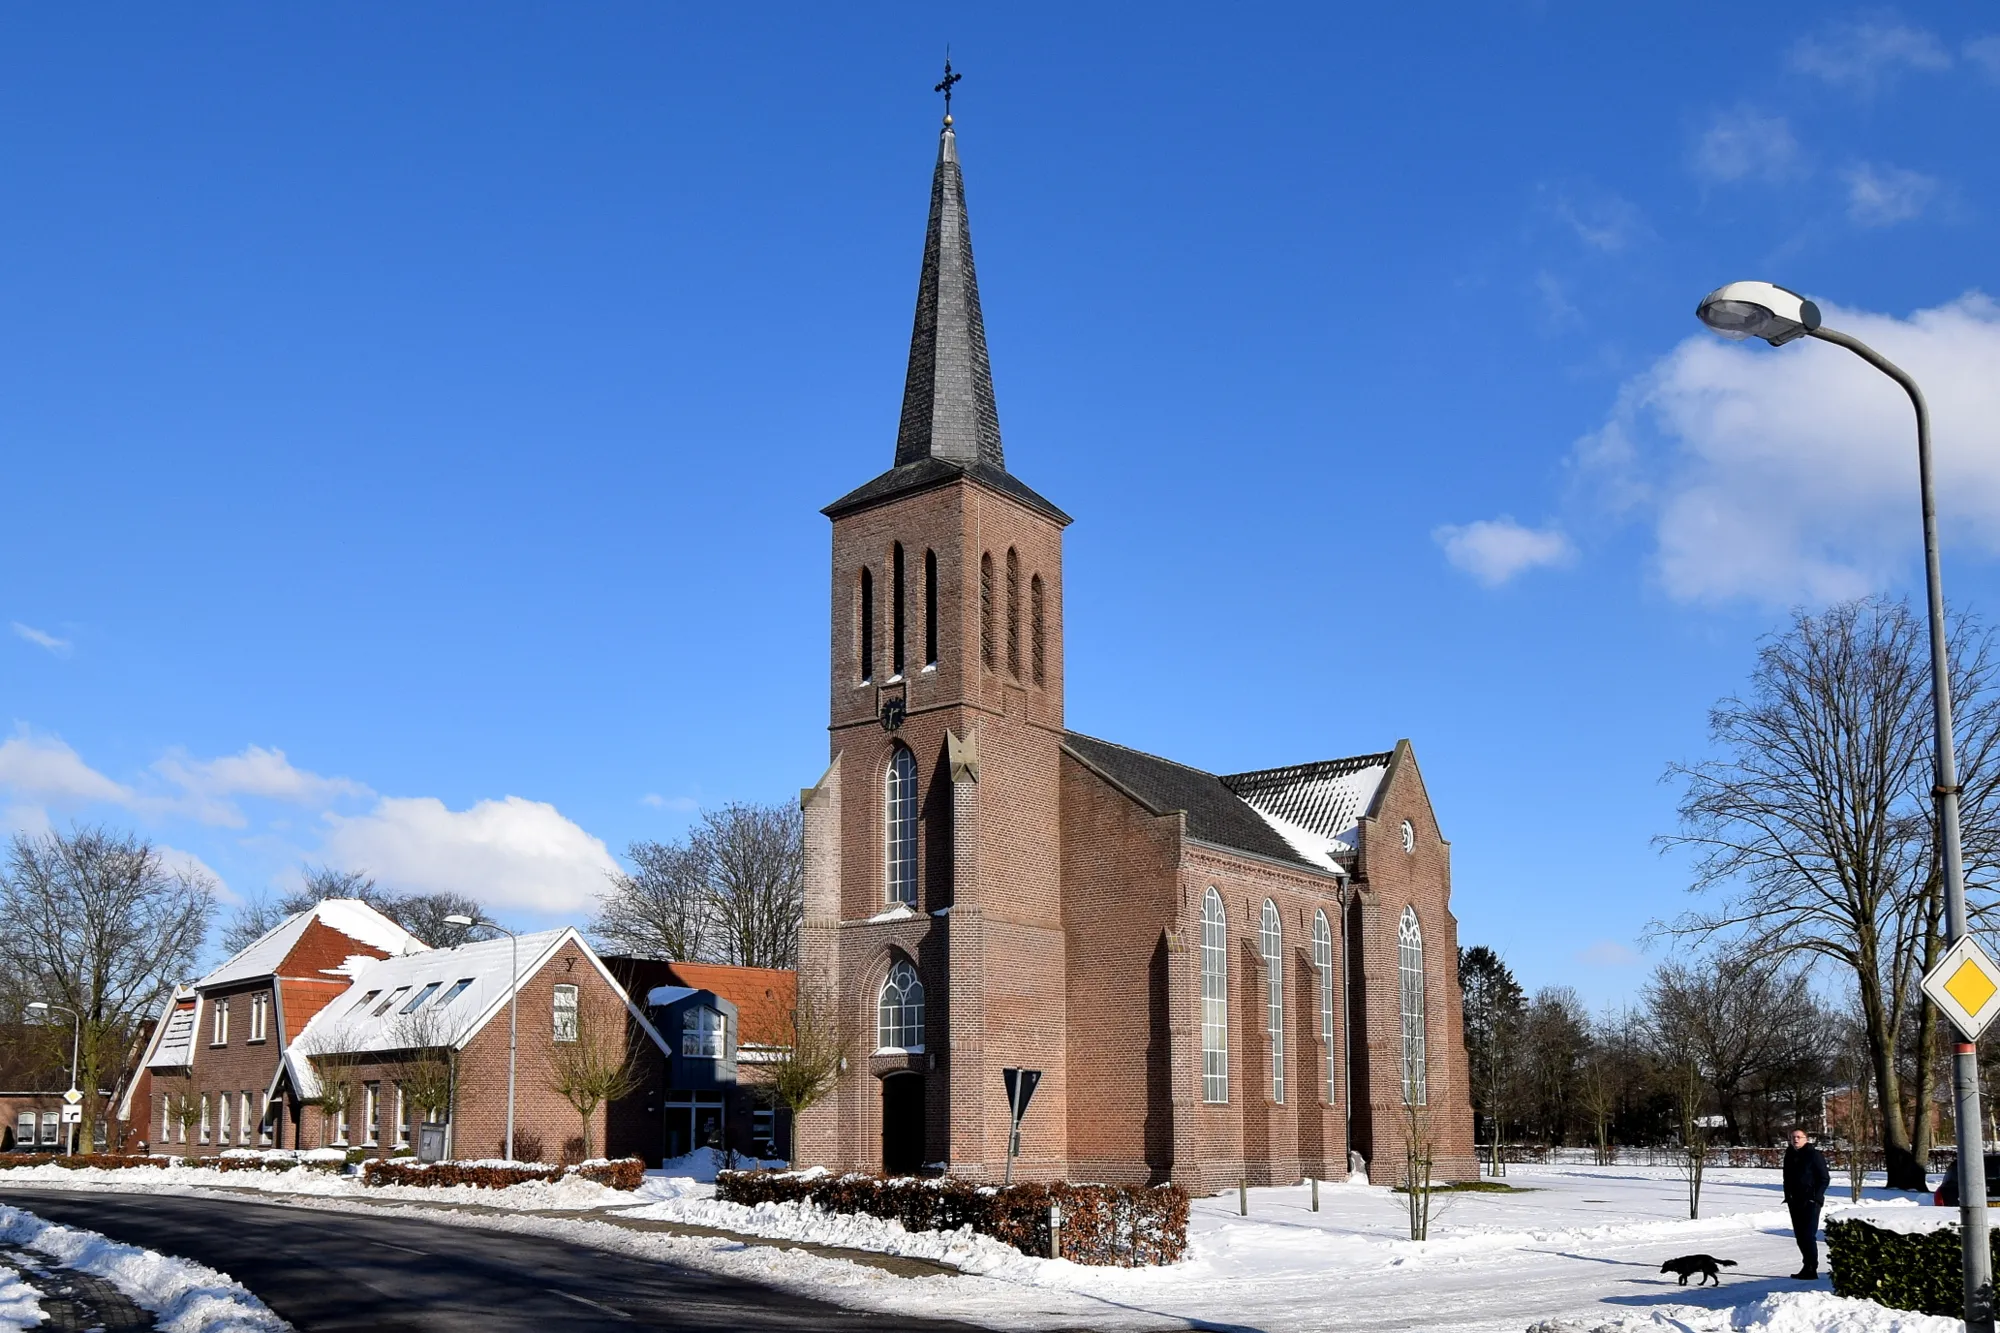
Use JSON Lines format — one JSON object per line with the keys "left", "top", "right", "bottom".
{"left": 664, "top": 964, "right": 796, "bottom": 1049}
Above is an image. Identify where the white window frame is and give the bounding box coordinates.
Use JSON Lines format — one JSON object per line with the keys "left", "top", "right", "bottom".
{"left": 553, "top": 984, "right": 580, "bottom": 1043}
{"left": 17, "top": 1112, "right": 35, "bottom": 1149}
{"left": 1399, "top": 906, "right": 1428, "bottom": 1107}
{"left": 396, "top": 1085, "right": 411, "bottom": 1146}
{"left": 240, "top": 1091, "right": 254, "bottom": 1144}
{"left": 249, "top": 994, "right": 268, "bottom": 1042}
{"left": 211, "top": 999, "right": 229, "bottom": 1046}
{"left": 217, "top": 1090, "right": 230, "bottom": 1143}
{"left": 363, "top": 1082, "right": 380, "bottom": 1146}
{"left": 884, "top": 746, "right": 918, "bottom": 906}
{"left": 876, "top": 959, "right": 925, "bottom": 1052}
{"left": 682, "top": 1006, "right": 726, "bottom": 1059}
{"left": 199, "top": 1094, "right": 211, "bottom": 1144}
{"left": 161, "top": 1096, "right": 171, "bottom": 1145}
{"left": 1261, "top": 900, "right": 1284, "bottom": 1105}
{"left": 334, "top": 1100, "right": 349, "bottom": 1146}
{"left": 1313, "top": 909, "right": 1336, "bottom": 1104}
{"left": 259, "top": 1090, "right": 273, "bottom": 1145}
{"left": 1201, "top": 888, "right": 1228, "bottom": 1104}
{"left": 39, "top": 1111, "right": 59, "bottom": 1147}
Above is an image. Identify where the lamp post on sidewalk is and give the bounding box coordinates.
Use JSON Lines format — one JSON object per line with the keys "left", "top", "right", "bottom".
{"left": 1695, "top": 280, "right": 1992, "bottom": 1331}
{"left": 27, "top": 1001, "right": 81, "bottom": 1157}
{"left": 445, "top": 914, "right": 519, "bottom": 1162}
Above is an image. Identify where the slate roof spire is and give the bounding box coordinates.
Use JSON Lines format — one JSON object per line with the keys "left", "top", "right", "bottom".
{"left": 893, "top": 109, "right": 1005, "bottom": 471}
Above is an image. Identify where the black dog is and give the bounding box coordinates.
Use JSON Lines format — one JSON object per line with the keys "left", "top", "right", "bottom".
{"left": 1659, "top": 1254, "right": 1737, "bottom": 1286}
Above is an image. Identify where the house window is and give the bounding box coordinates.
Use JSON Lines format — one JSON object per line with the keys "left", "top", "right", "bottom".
{"left": 859, "top": 567, "right": 875, "bottom": 683}
{"left": 1004, "top": 548, "right": 1021, "bottom": 678}
{"left": 752, "top": 1108, "right": 777, "bottom": 1158}
{"left": 553, "top": 984, "right": 579, "bottom": 1042}
{"left": 1029, "top": 574, "right": 1045, "bottom": 687}
{"left": 891, "top": 542, "right": 906, "bottom": 679}
{"left": 240, "top": 1091, "right": 254, "bottom": 1144}
{"left": 1261, "top": 900, "right": 1284, "bottom": 1105}
{"left": 682, "top": 1006, "right": 726, "bottom": 1059}
{"left": 362, "top": 1083, "right": 381, "bottom": 1146}
{"left": 248, "top": 994, "right": 268, "bottom": 1042}
{"left": 1313, "top": 909, "right": 1336, "bottom": 1104}
{"left": 212, "top": 999, "right": 229, "bottom": 1046}
{"left": 259, "top": 1091, "right": 273, "bottom": 1145}
{"left": 877, "top": 960, "right": 924, "bottom": 1052}
{"left": 199, "top": 1094, "right": 211, "bottom": 1143}
{"left": 980, "top": 553, "right": 995, "bottom": 670}
{"left": 396, "top": 1086, "right": 412, "bottom": 1146}
{"left": 16, "top": 1112, "right": 34, "bottom": 1149}
{"left": 1201, "top": 888, "right": 1228, "bottom": 1104}
{"left": 216, "top": 1089, "right": 230, "bottom": 1143}
{"left": 39, "top": 1112, "right": 59, "bottom": 1147}
{"left": 350, "top": 989, "right": 382, "bottom": 1014}
{"left": 372, "top": 986, "right": 412, "bottom": 1017}
{"left": 334, "top": 1100, "right": 349, "bottom": 1146}
{"left": 401, "top": 982, "right": 442, "bottom": 1013}
{"left": 160, "top": 1097, "right": 170, "bottom": 1144}
{"left": 435, "top": 978, "right": 475, "bottom": 1008}
{"left": 884, "top": 745, "right": 918, "bottom": 906}
{"left": 924, "top": 549, "right": 938, "bottom": 668}
{"left": 1399, "top": 906, "right": 1427, "bottom": 1106}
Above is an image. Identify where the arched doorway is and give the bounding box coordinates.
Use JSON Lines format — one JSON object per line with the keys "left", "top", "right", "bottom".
{"left": 881, "top": 1072, "right": 925, "bottom": 1175}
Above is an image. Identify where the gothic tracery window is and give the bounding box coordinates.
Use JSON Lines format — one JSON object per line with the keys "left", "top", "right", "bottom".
{"left": 1313, "top": 909, "right": 1335, "bottom": 1104}
{"left": 885, "top": 745, "right": 918, "bottom": 906}
{"left": 1201, "top": 888, "right": 1228, "bottom": 1104}
{"left": 1261, "top": 900, "right": 1284, "bottom": 1104}
{"left": 878, "top": 959, "right": 925, "bottom": 1051}
{"left": 1399, "top": 906, "right": 1427, "bottom": 1106}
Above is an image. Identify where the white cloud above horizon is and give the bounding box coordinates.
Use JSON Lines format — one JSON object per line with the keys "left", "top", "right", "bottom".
{"left": 10, "top": 622, "right": 72, "bottom": 656}
{"left": 1789, "top": 18, "right": 1951, "bottom": 94}
{"left": 321, "top": 795, "right": 620, "bottom": 915}
{"left": 1690, "top": 107, "right": 1802, "bottom": 185}
{"left": 1434, "top": 518, "right": 1576, "bottom": 587}
{"left": 1574, "top": 292, "right": 2000, "bottom": 604}
{"left": 1844, "top": 162, "right": 1940, "bottom": 226}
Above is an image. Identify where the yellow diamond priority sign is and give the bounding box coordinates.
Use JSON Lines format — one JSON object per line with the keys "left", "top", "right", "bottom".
{"left": 1922, "top": 935, "right": 2000, "bottom": 1040}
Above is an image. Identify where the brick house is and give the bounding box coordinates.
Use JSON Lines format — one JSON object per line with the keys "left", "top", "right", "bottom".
{"left": 795, "top": 113, "right": 1475, "bottom": 1190}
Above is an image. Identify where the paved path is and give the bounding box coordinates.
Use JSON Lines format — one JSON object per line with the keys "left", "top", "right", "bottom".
{"left": 0, "top": 1189, "right": 1000, "bottom": 1332}
{"left": 0, "top": 1242, "right": 154, "bottom": 1331}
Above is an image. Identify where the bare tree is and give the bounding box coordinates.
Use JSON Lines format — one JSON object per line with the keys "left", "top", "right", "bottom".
{"left": 593, "top": 838, "right": 713, "bottom": 961}
{"left": 1675, "top": 1058, "right": 1711, "bottom": 1219}
{"left": 546, "top": 1012, "right": 640, "bottom": 1161}
{"left": 222, "top": 866, "right": 482, "bottom": 953}
{"left": 0, "top": 827, "right": 215, "bottom": 1154}
{"left": 1657, "top": 599, "right": 2000, "bottom": 1190}
{"left": 1518, "top": 987, "right": 1591, "bottom": 1146}
{"left": 163, "top": 1089, "right": 204, "bottom": 1153}
{"left": 307, "top": 1046, "right": 363, "bottom": 1148}
{"left": 759, "top": 984, "right": 847, "bottom": 1129}
{"left": 1642, "top": 945, "right": 1822, "bottom": 1144}
{"left": 389, "top": 1009, "right": 459, "bottom": 1129}
{"left": 1578, "top": 1044, "right": 1617, "bottom": 1166}
{"left": 701, "top": 803, "right": 803, "bottom": 970}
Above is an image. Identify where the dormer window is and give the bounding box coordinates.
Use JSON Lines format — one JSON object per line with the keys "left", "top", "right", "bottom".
{"left": 682, "top": 1006, "right": 726, "bottom": 1060}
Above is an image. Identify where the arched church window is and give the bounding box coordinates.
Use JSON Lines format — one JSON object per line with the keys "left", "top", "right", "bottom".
{"left": 924, "top": 549, "right": 939, "bottom": 669}
{"left": 1399, "top": 906, "right": 1427, "bottom": 1106}
{"left": 980, "top": 553, "right": 995, "bottom": 671}
{"left": 859, "top": 567, "right": 875, "bottom": 684}
{"left": 1005, "top": 548, "right": 1021, "bottom": 679}
{"left": 1201, "top": 888, "right": 1228, "bottom": 1104}
{"left": 877, "top": 959, "right": 925, "bottom": 1051}
{"left": 884, "top": 745, "right": 918, "bottom": 906}
{"left": 1313, "top": 909, "right": 1335, "bottom": 1104}
{"left": 1261, "top": 900, "right": 1284, "bottom": 1104}
{"left": 891, "top": 543, "right": 906, "bottom": 679}
{"left": 1030, "top": 574, "right": 1045, "bottom": 687}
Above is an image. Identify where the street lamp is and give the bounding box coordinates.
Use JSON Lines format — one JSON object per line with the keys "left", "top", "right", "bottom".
{"left": 444, "top": 914, "right": 519, "bottom": 1162}
{"left": 1697, "top": 280, "right": 1992, "bottom": 1330}
{"left": 27, "top": 1001, "right": 81, "bottom": 1157}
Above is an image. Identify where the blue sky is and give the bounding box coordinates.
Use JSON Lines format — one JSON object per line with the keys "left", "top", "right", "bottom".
{"left": 4, "top": 5, "right": 1999, "bottom": 1005}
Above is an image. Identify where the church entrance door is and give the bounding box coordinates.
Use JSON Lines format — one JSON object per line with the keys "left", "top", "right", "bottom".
{"left": 881, "top": 1072, "right": 924, "bottom": 1175}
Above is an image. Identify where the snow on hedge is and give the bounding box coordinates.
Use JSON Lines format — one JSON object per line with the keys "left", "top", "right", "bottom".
{"left": 0, "top": 1203, "right": 287, "bottom": 1332}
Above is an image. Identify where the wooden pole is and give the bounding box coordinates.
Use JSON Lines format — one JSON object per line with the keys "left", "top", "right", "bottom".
{"left": 1311, "top": 1176, "right": 1320, "bottom": 1211}
{"left": 1238, "top": 1178, "right": 1248, "bottom": 1215}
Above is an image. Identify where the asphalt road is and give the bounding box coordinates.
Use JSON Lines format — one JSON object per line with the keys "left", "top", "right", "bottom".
{"left": 0, "top": 1188, "right": 999, "bottom": 1332}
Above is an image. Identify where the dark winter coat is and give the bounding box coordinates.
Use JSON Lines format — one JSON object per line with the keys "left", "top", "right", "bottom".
{"left": 1783, "top": 1143, "right": 1830, "bottom": 1205}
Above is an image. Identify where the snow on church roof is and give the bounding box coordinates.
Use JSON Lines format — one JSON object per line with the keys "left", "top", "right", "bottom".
{"left": 1221, "top": 753, "right": 1394, "bottom": 863}
{"left": 197, "top": 898, "right": 427, "bottom": 990}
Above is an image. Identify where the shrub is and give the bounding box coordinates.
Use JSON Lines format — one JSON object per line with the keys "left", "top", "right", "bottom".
{"left": 715, "top": 1170, "right": 1189, "bottom": 1266}
{"left": 1826, "top": 1217, "right": 1995, "bottom": 1315}
{"left": 576, "top": 1158, "right": 646, "bottom": 1190}
{"left": 361, "top": 1157, "right": 645, "bottom": 1191}
{"left": 2, "top": 1153, "right": 170, "bottom": 1171}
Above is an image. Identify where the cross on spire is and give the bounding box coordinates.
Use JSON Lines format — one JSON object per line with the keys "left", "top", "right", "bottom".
{"left": 934, "top": 54, "right": 961, "bottom": 125}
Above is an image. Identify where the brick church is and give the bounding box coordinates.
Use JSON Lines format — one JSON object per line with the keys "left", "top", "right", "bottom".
{"left": 795, "top": 108, "right": 1474, "bottom": 1191}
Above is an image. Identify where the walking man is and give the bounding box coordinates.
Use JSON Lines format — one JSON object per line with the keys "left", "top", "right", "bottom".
{"left": 1783, "top": 1127, "right": 1831, "bottom": 1280}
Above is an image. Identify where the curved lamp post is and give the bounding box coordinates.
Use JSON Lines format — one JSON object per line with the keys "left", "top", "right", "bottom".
{"left": 27, "top": 1001, "right": 81, "bottom": 1157}
{"left": 1697, "top": 281, "right": 1992, "bottom": 1330}
{"left": 444, "top": 914, "right": 519, "bottom": 1162}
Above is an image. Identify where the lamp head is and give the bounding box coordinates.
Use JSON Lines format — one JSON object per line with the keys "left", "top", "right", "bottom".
{"left": 1696, "top": 281, "right": 1821, "bottom": 346}
{"left": 443, "top": 914, "right": 475, "bottom": 928}
{"left": 25, "top": 1002, "right": 47, "bottom": 1012}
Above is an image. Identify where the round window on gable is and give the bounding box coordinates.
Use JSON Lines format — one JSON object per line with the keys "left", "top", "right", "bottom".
{"left": 1400, "top": 819, "right": 1415, "bottom": 853}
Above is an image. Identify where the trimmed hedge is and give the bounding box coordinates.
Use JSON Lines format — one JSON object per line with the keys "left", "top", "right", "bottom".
{"left": 362, "top": 1157, "right": 645, "bottom": 1191}
{"left": 716, "top": 1170, "right": 1189, "bottom": 1266}
{"left": 1827, "top": 1217, "right": 1994, "bottom": 1315}
{"left": 0, "top": 1153, "right": 171, "bottom": 1170}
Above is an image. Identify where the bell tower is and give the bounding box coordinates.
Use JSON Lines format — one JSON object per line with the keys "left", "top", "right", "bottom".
{"left": 795, "top": 93, "right": 1073, "bottom": 1180}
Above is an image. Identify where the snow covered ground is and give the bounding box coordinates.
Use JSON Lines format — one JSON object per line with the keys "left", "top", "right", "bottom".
{"left": 0, "top": 1201, "right": 288, "bottom": 1332}
{"left": 0, "top": 1158, "right": 1969, "bottom": 1331}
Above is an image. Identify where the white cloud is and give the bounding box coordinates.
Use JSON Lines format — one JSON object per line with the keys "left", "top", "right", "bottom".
{"left": 1548, "top": 189, "right": 1648, "bottom": 254}
{"left": 1575, "top": 293, "right": 2000, "bottom": 603}
{"left": 156, "top": 843, "right": 229, "bottom": 898}
{"left": 1690, "top": 108, "right": 1803, "bottom": 185}
{"left": 154, "top": 745, "right": 371, "bottom": 816}
{"left": 1434, "top": 518, "right": 1576, "bottom": 587}
{"left": 1577, "top": 940, "right": 1642, "bottom": 968}
{"left": 1844, "top": 162, "right": 1940, "bottom": 226}
{"left": 1790, "top": 19, "right": 1951, "bottom": 93}
{"left": 0, "top": 732, "right": 137, "bottom": 807}
{"left": 1968, "top": 35, "right": 2000, "bottom": 80}
{"left": 10, "top": 622, "right": 72, "bottom": 657}
{"left": 321, "top": 795, "right": 620, "bottom": 915}
{"left": 640, "top": 793, "right": 699, "bottom": 811}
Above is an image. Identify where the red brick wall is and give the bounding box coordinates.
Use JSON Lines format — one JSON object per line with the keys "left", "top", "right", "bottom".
{"left": 154, "top": 982, "right": 285, "bottom": 1156}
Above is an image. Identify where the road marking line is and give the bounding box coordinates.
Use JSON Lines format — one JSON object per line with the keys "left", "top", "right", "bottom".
{"left": 549, "top": 1289, "right": 633, "bottom": 1319}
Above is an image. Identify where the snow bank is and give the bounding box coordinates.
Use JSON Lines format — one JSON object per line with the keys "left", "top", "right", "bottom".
{"left": 1529, "top": 1291, "right": 1961, "bottom": 1332}
{"left": 0, "top": 1266, "right": 40, "bottom": 1333}
{"left": 650, "top": 1147, "right": 786, "bottom": 1184}
{"left": 0, "top": 1203, "right": 287, "bottom": 1332}
{"left": 0, "top": 1158, "right": 625, "bottom": 1211}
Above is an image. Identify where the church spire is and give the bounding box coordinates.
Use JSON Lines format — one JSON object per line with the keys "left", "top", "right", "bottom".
{"left": 893, "top": 73, "right": 1005, "bottom": 472}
